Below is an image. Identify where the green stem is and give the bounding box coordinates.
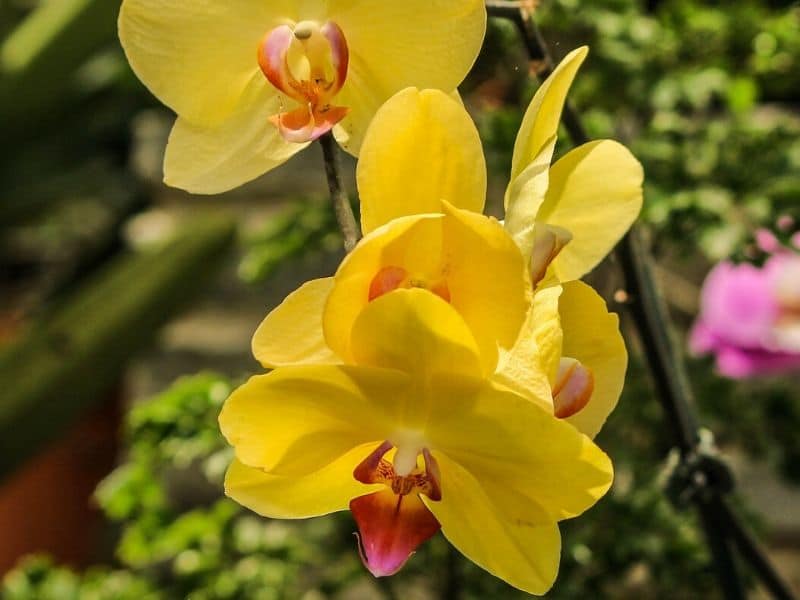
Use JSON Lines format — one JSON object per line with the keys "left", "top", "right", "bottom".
{"left": 319, "top": 132, "right": 360, "bottom": 253}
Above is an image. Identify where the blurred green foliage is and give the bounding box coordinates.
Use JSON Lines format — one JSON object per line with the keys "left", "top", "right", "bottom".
{"left": 238, "top": 200, "right": 342, "bottom": 285}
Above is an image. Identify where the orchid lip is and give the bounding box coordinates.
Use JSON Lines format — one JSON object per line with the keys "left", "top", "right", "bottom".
{"left": 350, "top": 441, "right": 443, "bottom": 577}
{"left": 259, "top": 20, "right": 350, "bottom": 143}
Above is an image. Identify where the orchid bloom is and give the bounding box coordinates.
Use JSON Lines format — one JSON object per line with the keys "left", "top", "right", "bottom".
{"left": 118, "top": 0, "right": 486, "bottom": 193}
{"left": 495, "top": 280, "right": 629, "bottom": 439}
{"left": 489, "top": 46, "right": 640, "bottom": 427}
{"left": 221, "top": 288, "right": 613, "bottom": 594}
{"left": 691, "top": 252, "right": 800, "bottom": 378}
{"left": 501, "top": 47, "right": 644, "bottom": 287}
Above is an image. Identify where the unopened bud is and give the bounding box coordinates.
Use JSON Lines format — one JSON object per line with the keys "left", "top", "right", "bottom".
{"left": 552, "top": 357, "right": 594, "bottom": 419}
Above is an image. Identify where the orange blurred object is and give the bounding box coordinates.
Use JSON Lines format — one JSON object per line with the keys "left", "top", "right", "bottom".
{"left": 0, "top": 315, "right": 121, "bottom": 574}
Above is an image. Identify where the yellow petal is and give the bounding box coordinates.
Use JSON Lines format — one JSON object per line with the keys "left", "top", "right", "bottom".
{"left": 119, "top": 0, "right": 295, "bottom": 126}
{"left": 219, "top": 366, "right": 406, "bottom": 476}
{"left": 508, "top": 46, "right": 588, "bottom": 186}
{"left": 324, "top": 206, "right": 530, "bottom": 372}
{"left": 493, "top": 284, "right": 563, "bottom": 410}
{"left": 426, "top": 380, "right": 613, "bottom": 523}
{"left": 441, "top": 203, "right": 532, "bottom": 368}
{"left": 539, "top": 140, "right": 644, "bottom": 281}
{"left": 532, "top": 285, "right": 566, "bottom": 386}
{"left": 426, "top": 454, "right": 562, "bottom": 595}
{"left": 324, "top": 214, "right": 437, "bottom": 362}
{"left": 504, "top": 136, "right": 557, "bottom": 258}
{"left": 225, "top": 445, "right": 381, "bottom": 520}
{"left": 332, "top": 69, "right": 385, "bottom": 155}
{"left": 163, "top": 80, "right": 307, "bottom": 194}
{"left": 357, "top": 88, "right": 486, "bottom": 234}
{"left": 252, "top": 278, "right": 339, "bottom": 368}
{"left": 331, "top": 0, "right": 487, "bottom": 154}
{"left": 560, "top": 281, "right": 627, "bottom": 438}
{"left": 350, "top": 288, "right": 484, "bottom": 377}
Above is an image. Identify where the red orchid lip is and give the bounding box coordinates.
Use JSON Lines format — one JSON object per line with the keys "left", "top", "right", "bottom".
{"left": 350, "top": 442, "right": 443, "bottom": 577}
{"left": 351, "top": 490, "right": 441, "bottom": 577}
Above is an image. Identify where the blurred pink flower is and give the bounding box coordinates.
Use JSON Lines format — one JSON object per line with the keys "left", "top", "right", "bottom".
{"left": 690, "top": 255, "right": 800, "bottom": 379}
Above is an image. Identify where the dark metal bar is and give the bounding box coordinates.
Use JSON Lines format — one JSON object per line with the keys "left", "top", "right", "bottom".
{"left": 718, "top": 499, "right": 796, "bottom": 600}
{"left": 319, "top": 131, "right": 360, "bottom": 252}
{"left": 698, "top": 499, "right": 747, "bottom": 600}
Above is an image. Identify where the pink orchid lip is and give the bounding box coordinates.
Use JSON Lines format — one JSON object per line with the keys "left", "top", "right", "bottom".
{"left": 350, "top": 442, "right": 442, "bottom": 577}
{"left": 258, "top": 20, "right": 350, "bottom": 143}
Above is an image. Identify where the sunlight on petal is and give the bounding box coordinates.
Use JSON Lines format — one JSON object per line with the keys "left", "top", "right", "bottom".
{"left": 252, "top": 278, "right": 339, "bottom": 368}
{"left": 358, "top": 88, "right": 486, "bottom": 234}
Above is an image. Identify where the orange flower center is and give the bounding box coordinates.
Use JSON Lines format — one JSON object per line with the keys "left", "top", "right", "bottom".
{"left": 369, "top": 266, "right": 452, "bottom": 303}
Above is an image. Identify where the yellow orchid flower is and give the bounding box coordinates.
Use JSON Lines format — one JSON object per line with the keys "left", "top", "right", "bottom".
{"left": 118, "top": 0, "right": 486, "bottom": 193}
{"left": 503, "top": 47, "right": 644, "bottom": 285}
{"left": 495, "top": 280, "right": 628, "bottom": 439}
{"left": 221, "top": 288, "right": 613, "bottom": 594}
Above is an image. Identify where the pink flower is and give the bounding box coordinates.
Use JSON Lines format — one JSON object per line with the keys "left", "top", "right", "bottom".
{"left": 690, "top": 256, "right": 800, "bottom": 379}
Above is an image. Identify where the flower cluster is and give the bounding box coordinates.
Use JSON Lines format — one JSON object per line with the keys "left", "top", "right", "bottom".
{"left": 119, "top": 2, "right": 643, "bottom": 594}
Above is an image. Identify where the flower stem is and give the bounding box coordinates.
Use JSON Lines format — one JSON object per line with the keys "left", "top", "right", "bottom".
{"left": 319, "top": 131, "right": 360, "bottom": 252}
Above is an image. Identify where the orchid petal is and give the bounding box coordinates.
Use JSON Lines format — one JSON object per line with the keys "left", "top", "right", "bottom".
{"left": 508, "top": 47, "right": 588, "bottom": 186}
{"left": 331, "top": 0, "right": 487, "bottom": 154}
{"left": 540, "top": 140, "right": 644, "bottom": 281}
{"left": 119, "top": 0, "right": 295, "bottom": 126}
{"left": 252, "top": 278, "right": 339, "bottom": 368}
{"left": 426, "top": 380, "right": 613, "bottom": 523}
{"left": 225, "top": 444, "right": 381, "bottom": 520}
{"left": 350, "top": 288, "right": 485, "bottom": 377}
{"left": 504, "top": 136, "right": 557, "bottom": 258}
{"left": 164, "top": 79, "right": 307, "bottom": 194}
{"left": 494, "top": 284, "right": 563, "bottom": 410}
{"left": 559, "top": 281, "right": 627, "bottom": 438}
{"left": 427, "top": 454, "right": 562, "bottom": 596}
{"left": 219, "top": 367, "right": 405, "bottom": 476}
{"left": 357, "top": 88, "right": 486, "bottom": 234}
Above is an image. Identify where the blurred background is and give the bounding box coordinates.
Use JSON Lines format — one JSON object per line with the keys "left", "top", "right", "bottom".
{"left": 1, "top": 0, "right": 799, "bottom": 597}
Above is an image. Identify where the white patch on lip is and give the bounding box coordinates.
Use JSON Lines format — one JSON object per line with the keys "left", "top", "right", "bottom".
{"left": 390, "top": 430, "right": 426, "bottom": 477}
